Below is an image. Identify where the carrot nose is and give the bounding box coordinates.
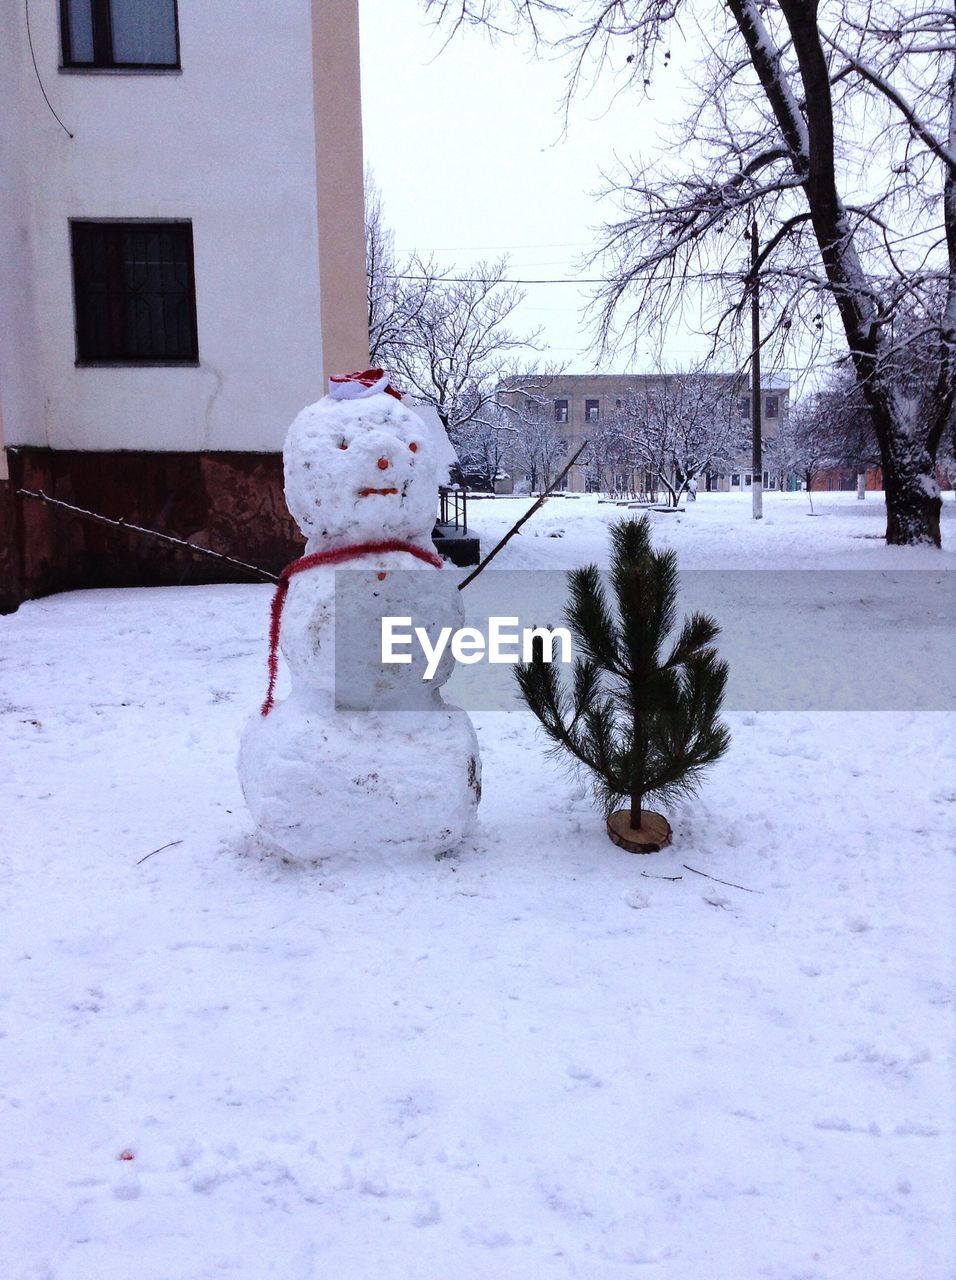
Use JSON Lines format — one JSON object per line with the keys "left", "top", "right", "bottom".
{"left": 377, "top": 457, "right": 390, "bottom": 470}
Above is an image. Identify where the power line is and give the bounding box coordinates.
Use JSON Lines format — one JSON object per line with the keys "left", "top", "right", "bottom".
{"left": 388, "top": 264, "right": 938, "bottom": 287}
{"left": 385, "top": 271, "right": 744, "bottom": 286}
{"left": 386, "top": 274, "right": 605, "bottom": 285}
{"left": 395, "top": 241, "right": 594, "bottom": 253}
{"left": 25, "top": 0, "right": 74, "bottom": 138}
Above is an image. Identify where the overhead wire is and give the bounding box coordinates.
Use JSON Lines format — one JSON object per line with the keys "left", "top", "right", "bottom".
{"left": 25, "top": 0, "right": 74, "bottom": 138}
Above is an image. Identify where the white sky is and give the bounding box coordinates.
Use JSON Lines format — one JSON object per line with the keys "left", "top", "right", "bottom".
{"left": 359, "top": 0, "right": 728, "bottom": 376}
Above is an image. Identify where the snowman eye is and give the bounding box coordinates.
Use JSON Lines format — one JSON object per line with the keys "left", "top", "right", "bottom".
{"left": 408, "top": 442, "right": 418, "bottom": 452}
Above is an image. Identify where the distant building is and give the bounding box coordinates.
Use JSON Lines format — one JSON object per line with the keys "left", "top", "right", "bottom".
{"left": 811, "top": 468, "right": 882, "bottom": 493}
{"left": 496, "top": 372, "right": 791, "bottom": 495}
{"left": 1, "top": 0, "right": 369, "bottom": 610}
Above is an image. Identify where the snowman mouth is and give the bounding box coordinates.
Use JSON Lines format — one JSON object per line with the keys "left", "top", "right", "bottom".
{"left": 357, "top": 487, "right": 399, "bottom": 497}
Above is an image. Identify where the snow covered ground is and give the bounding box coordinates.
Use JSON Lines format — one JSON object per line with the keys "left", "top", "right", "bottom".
{"left": 1, "top": 491, "right": 954, "bottom": 1280}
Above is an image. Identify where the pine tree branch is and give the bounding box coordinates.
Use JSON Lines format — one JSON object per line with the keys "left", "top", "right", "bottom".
{"left": 567, "top": 565, "right": 628, "bottom": 680}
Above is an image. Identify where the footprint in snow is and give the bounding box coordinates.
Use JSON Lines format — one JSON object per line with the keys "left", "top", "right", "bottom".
{"left": 845, "top": 916, "right": 871, "bottom": 933}
{"left": 412, "top": 1199, "right": 441, "bottom": 1227}
{"left": 566, "top": 1064, "right": 602, "bottom": 1087}
{"left": 623, "top": 888, "right": 651, "bottom": 910}
{"left": 703, "top": 893, "right": 733, "bottom": 910}
{"left": 814, "top": 1117, "right": 882, "bottom": 1136}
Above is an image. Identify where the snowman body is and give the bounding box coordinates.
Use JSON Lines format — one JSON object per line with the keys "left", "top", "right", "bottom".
{"left": 239, "top": 389, "right": 480, "bottom": 860}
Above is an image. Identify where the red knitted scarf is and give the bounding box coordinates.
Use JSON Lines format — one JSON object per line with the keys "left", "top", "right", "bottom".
{"left": 261, "top": 540, "right": 444, "bottom": 716}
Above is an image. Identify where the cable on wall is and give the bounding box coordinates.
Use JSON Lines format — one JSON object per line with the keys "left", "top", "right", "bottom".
{"left": 25, "top": 0, "right": 74, "bottom": 138}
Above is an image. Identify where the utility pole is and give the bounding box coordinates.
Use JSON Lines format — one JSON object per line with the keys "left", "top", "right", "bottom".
{"left": 750, "top": 215, "right": 763, "bottom": 520}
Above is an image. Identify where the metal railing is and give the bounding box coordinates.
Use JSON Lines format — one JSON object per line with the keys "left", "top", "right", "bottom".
{"left": 438, "top": 485, "right": 468, "bottom": 535}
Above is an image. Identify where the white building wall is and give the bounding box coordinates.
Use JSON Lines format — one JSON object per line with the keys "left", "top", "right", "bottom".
{"left": 1, "top": 0, "right": 327, "bottom": 453}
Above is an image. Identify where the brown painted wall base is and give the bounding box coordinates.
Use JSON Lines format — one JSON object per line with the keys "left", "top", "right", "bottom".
{"left": 2, "top": 448, "right": 304, "bottom": 612}
{"left": 0, "top": 477, "right": 23, "bottom": 614}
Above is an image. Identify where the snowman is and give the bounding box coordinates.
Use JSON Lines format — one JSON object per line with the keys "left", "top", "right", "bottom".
{"left": 239, "top": 369, "right": 481, "bottom": 860}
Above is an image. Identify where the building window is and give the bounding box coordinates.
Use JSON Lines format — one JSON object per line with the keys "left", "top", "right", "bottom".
{"left": 738, "top": 396, "right": 750, "bottom": 419}
{"left": 731, "top": 473, "right": 740, "bottom": 486}
{"left": 71, "top": 220, "right": 198, "bottom": 364}
{"left": 61, "top": 0, "right": 180, "bottom": 70}
{"left": 585, "top": 399, "right": 600, "bottom": 422}
{"left": 745, "top": 473, "right": 752, "bottom": 485}
{"left": 765, "top": 395, "right": 779, "bottom": 419}
{"left": 554, "top": 398, "right": 569, "bottom": 423}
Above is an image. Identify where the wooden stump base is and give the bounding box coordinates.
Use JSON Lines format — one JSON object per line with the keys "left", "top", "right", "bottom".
{"left": 607, "top": 809, "right": 672, "bottom": 854}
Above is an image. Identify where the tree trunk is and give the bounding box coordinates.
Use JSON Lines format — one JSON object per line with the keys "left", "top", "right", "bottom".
{"left": 775, "top": 2, "right": 947, "bottom": 549}
{"left": 658, "top": 473, "right": 678, "bottom": 506}
{"left": 881, "top": 444, "right": 942, "bottom": 546}
{"left": 629, "top": 792, "right": 643, "bottom": 829}
{"left": 631, "top": 715, "right": 644, "bottom": 828}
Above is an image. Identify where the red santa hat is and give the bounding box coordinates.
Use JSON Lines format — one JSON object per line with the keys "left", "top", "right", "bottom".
{"left": 328, "top": 369, "right": 403, "bottom": 401}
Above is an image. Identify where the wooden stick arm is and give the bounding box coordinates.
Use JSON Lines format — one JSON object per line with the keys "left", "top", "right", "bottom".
{"left": 457, "top": 439, "right": 589, "bottom": 591}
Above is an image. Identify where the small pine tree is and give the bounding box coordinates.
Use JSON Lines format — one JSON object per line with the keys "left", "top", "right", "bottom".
{"left": 516, "top": 516, "right": 730, "bottom": 834}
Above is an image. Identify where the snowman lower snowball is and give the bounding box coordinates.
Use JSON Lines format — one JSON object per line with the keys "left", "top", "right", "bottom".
{"left": 239, "top": 370, "right": 481, "bottom": 860}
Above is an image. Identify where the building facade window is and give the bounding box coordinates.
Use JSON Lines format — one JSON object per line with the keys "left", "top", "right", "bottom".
{"left": 738, "top": 396, "right": 750, "bottom": 419}
{"left": 71, "top": 220, "right": 198, "bottom": 364}
{"left": 585, "top": 399, "right": 600, "bottom": 422}
{"left": 731, "top": 473, "right": 740, "bottom": 486}
{"left": 765, "top": 395, "right": 779, "bottom": 419}
{"left": 554, "top": 398, "right": 569, "bottom": 423}
{"left": 61, "top": 0, "right": 180, "bottom": 70}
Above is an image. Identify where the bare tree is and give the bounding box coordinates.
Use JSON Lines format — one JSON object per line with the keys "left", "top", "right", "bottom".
{"left": 366, "top": 175, "right": 544, "bottom": 464}
{"left": 822, "top": 367, "right": 882, "bottom": 484}
{"left": 777, "top": 390, "right": 845, "bottom": 496}
{"left": 366, "top": 174, "right": 439, "bottom": 369}
{"left": 511, "top": 398, "right": 570, "bottom": 492}
{"left": 391, "top": 258, "right": 543, "bottom": 441}
{"left": 425, "top": 0, "right": 955, "bottom": 546}
{"left": 777, "top": 366, "right": 881, "bottom": 497}
{"left": 454, "top": 402, "right": 518, "bottom": 490}
{"left": 582, "top": 416, "right": 639, "bottom": 495}
{"left": 611, "top": 371, "right": 745, "bottom": 505}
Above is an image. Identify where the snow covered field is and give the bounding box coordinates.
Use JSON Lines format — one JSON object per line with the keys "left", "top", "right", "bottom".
{"left": 1, "top": 491, "right": 954, "bottom": 1280}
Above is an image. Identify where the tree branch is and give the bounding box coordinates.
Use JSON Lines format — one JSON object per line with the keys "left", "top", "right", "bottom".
{"left": 827, "top": 37, "right": 956, "bottom": 178}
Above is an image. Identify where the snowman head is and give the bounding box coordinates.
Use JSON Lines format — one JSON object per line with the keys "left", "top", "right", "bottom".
{"left": 284, "top": 391, "right": 440, "bottom": 547}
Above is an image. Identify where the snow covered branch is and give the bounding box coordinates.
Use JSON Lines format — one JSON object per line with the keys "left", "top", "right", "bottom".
{"left": 827, "top": 36, "right": 956, "bottom": 177}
